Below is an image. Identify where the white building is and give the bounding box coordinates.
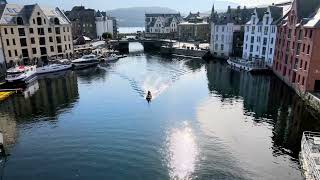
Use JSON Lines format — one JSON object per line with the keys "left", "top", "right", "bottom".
{"left": 145, "top": 13, "right": 183, "bottom": 38}
{"left": 210, "top": 6, "right": 254, "bottom": 58}
{"left": 95, "top": 11, "right": 116, "bottom": 40}
{"left": 210, "top": 23, "right": 242, "bottom": 57}
{"left": 242, "top": 6, "right": 284, "bottom": 66}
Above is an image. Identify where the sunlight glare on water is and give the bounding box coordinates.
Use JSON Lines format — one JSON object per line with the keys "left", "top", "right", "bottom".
{"left": 165, "top": 122, "right": 199, "bottom": 180}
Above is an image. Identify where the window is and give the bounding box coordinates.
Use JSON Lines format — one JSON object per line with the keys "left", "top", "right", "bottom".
{"left": 270, "top": 38, "right": 274, "bottom": 44}
{"left": 64, "top": 36, "right": 66, "bottom": 41}
{"left": 48, "top": 28, "right": 52, "bottom": 33}
{"left": 305, "top": 30, "right": 308, "bottom": 37}
{"left": 67, "top": 27, "right": 69, "bottom": 32}
{"left": 65, "top": 44, "right": 67, "bottom": 50}
{"left": 263, "top": 38, "right": 267, "bottom": 46}
{"left": 44, "top": 19, "right": 46, "bottom": 24}
{"left": 307, "top": 45, "right": 310, "bottom": 54}
{"left": 30, "top": 37, "right": 35, "bottom": 44}
{"left": 37, "top": 28, "right": 44, "bottom": 35}
{"left": 37, "top": 17, "right": 42, "bottom": 25}
{"left": 56, "top": 36, "right": 61, "bottom": 44}
{"left": 264, "top": 26, "right": 268, "bottom": 35}
{"left": 302, "top": 77, "right": 305, "bottom": 86}
{"left": 250, "top": 45, "right": 253, "bottom": 52}
{"left": 29, "top": 28, "right": 33, "bottom": 34}
{"left": 21, "top": 49, "right": 28, "bottom": 58}
{"left": 55, "top": 27, "right": 60, "bottom": 34}
{"left": 251, "top": 26, "right": 255, "bottom": 34}
{"left": 270, "top": 48, "right": 273, "bottom": 54}
{"left": 68, "top": 36, "right": 70, "bottom": 41}
{"left": 4, "top": 28, "right": 7, "bottom": 34}
{"left": 262, "top": 47, "right": 266, "bottom": 55}
{"left": 10, "top": 28, "right": 13, "bottom": 34}
{"left": 8, "top": 50, "right": 11, "bottom": 57}
{"left": 49, "top": 36, "right": 53, "bottom": 42}
{"left": 305, "top": 61, "right": 308, "bottom": 70}
{"left": 18, "top": 28, "right": 25, "bottom": 36}
{"left": 40, "top": 47, "right": 46, "bottom": 55}
{"left": 14, "top": 50, "right": 17, "bottom": 56}
{"left": 221, "top": 35, "right": 224, "bottom": 41}
{"left": 32, "top": 48, "right": 37, "bottom": 54}
{"left": 50, "top": 46, "right": 54, "bottom": 52}
{"left": 309, "top": 30, "right": 313, "bottom": 38}
{"left": 57, "top": 45, "right": 62, "bottom": 53}
{"left": 6, "top": 39, "right": 9, "bottom": 46}
{"left": 221, "top": 44, "right": 224, "bottom": 51}
{"left": 288, "top": 29, "right": 292, "bottom": 38}
{"left": 303, "top": 44, "right": 305, "bottom": 52}
{"left": 300, "top": 59, "right": 303, "bottom": 69}
{"left": 256, "top": 46, "right": 259, "bottom": 52}
{"left": 33, "top": 18, "right": 35, "bottom": 24}
{"left": 251, "top": 36, "right": 254, "bottom": 43}
{"left": 20, "top": 38, "right": 27, "bottom": 47}
{"left": 63, "top": 27, "right": 65, "bottom": 32}
{"left": 266, "top": 17, "right": 269, "bottom": 24}
{"left": 39, "top": 37, "right": 46, "bottom": 45}
{"left": 69, "top": 44, "right": 71, "bottom": 50}
{"left": 296, "top": 43, "right": 301, "bottom": 55}
{"left": 12, "top": 39, "right": 15, "bottom": 45}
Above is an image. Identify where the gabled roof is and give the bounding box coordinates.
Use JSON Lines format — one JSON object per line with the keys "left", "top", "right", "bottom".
{"left": 0, "top": 3, "right": 71, "bottom": 25}
{"left": 297, "top": 0, "right": 320, "bottom": 22}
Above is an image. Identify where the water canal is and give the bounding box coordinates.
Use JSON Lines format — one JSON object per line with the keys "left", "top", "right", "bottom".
{"left": 0, "top": 43, "right": 319, "bottom": 179}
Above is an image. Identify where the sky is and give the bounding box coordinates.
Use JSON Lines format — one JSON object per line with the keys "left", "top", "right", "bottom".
{"left": 9, "top": 0, "right": 287, "bottom": 12}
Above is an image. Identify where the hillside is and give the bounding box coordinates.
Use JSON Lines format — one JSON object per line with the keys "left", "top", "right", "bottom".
{"left": 106, "top": 7, "right": 177, "bottom": 27}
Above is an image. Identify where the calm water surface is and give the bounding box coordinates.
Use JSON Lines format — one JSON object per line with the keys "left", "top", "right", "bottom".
{"left": 0, "top": 43, "right": 319, "bottom": 179}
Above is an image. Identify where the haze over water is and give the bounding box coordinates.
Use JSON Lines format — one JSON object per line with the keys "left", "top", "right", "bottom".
{"left": 0, "top": 43, "right": 318, "bottom": 179}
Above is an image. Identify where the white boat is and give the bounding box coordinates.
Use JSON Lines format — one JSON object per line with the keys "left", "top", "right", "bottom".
{"left": 6, "top": 65, "right": 37, "bottom": 85}
{"left": 104, "top": 54, "right": 119, "bottom": 62}
{"left": 72, "top": 54, "right": 99, "bottom": 69}
{"left": 117, "top": 54, "right": 128, "bottom": 59}
{"left": 36, "top": 64, "right": 72, "bottom": 74}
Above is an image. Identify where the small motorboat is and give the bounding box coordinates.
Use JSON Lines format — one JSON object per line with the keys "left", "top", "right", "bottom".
{"left": 104, "top": 54, "right": 119, "bottom": 63}
{"left": 72, "top": 54, "right": 99, "bottom": 69}
{"left": 146, "top": 91, "right": 152, "bottom": 102}
{"left": 36, "top": 64, "right": 72, "bottom": 74}
{"left": 6, "top": 65, "right": 37, "bottom": 86}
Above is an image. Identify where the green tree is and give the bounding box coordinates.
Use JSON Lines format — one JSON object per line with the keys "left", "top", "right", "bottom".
{"left": 102, "top": 32, "right": 113, "bottom": 40}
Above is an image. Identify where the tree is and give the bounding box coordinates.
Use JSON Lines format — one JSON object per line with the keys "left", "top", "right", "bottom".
{"left": 102, "top": 32, "right": 113, "bottom": 40}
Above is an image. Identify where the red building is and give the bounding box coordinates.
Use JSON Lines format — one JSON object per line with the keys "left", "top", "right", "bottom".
{"left": 273, "top": 0, "right": 320, "bottom": 93}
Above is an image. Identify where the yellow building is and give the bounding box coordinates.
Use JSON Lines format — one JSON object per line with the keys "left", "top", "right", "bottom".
{"left": 0, "top": 3, "right": 73, "bottom": 67}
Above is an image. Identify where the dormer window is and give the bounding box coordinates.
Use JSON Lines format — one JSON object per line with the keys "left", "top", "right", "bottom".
{"left": 17, "top": 17, "right": 23, "bottom": 25}
{"left": 54, "top": 18, "right": 60, "bottom": 25}
{"left": 37, "top": 17, "right": 42, "bottom": 25}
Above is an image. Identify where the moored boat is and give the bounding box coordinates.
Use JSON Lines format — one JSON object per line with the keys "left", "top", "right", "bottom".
{"left": 104, "top": 54, "right": 119, "bottom": 63}
{"left": 72, "top": 54, "right": 99, "bottom": 69}
{"left": 36, "top": 64, "right": 72, "bottom": 74}
{"left": 5, "top": 65, "right": 37, "bottom": 86}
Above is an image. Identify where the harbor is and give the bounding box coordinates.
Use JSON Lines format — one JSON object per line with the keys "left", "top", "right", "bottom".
{"left": 0, "top": 42, "right": 317, "bottom": 179}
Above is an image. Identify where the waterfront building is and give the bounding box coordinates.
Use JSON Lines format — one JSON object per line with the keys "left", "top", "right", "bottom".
{"left": 95, "top": 11, "right": 118, "bottom": 40}
{"left": 273, "top": 0, "right": 320, "bottom": 92}
{"left": 178, "top": 12, "right": 210, "bottom": 42}
{"left": 210, "top": 5, "right": 253, "bottom": 58}
{"left": 65, "top": 6, "right": 96, "bottom": 39}
{"left": 242, "top": 4, "right": 290, "bottom": 67}
{"left": 145, "top": 13, "right": 183, "bottom": 39}
{"left": 0, "top": 3, "right": 73, "bottom": 67}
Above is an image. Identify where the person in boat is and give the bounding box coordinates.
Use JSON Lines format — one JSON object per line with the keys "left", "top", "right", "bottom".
{"left": 146, "top": 91, "right": 152, "bottom": 100}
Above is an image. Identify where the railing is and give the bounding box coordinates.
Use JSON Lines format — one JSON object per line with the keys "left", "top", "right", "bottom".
{"left": 228, "top": 58, "right": 268, "bottom": 69}
{"left": 301, "top": 131, "right": 320, "bottom": 180}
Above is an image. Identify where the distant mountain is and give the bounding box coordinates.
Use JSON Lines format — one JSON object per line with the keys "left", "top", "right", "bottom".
{"left": 106, "top": 7, "right": 177, "bottom": 27}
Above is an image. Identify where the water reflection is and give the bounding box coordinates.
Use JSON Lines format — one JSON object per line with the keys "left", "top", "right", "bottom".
{"left": 0, "top": 71, "right": 79, "bottom": 122}
{"left": 165, "top": 122, "right": 199, "bottom": 180}
{"left": 205, "top": 60, "right": 320, "bottom": 159}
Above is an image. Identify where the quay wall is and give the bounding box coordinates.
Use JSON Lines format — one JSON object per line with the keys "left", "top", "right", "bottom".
{"left": 160, "top": 47, "right": 207, "bottom": 58}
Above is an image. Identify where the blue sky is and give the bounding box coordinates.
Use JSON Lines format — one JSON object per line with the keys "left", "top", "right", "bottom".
{"left": 9, "top": 0, "right": 282, "bottom": 12}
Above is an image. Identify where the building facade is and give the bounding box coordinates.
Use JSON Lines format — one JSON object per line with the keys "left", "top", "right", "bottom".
{"left": 242, "top": 6, "right": 283, "bottom": 67}
{"left": 95, "top": 11, "right": 117, "bottom": 40}
{"left": 0, "top": 3, "right": 73, "bottom": 66}
{"left": 178, "top": 12, "right": 210, "bottom": 42}
{"left": 210, "top": 5, "right": 253, "bottom": 58}
{"left": 273, "top": 0, "right": 320, "bottom": 92}
{"left": 65, "top": 6, "right": 96, "bottom": 39}
{"left": 145, "top": 13, "right": 183, "bottom": 39}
